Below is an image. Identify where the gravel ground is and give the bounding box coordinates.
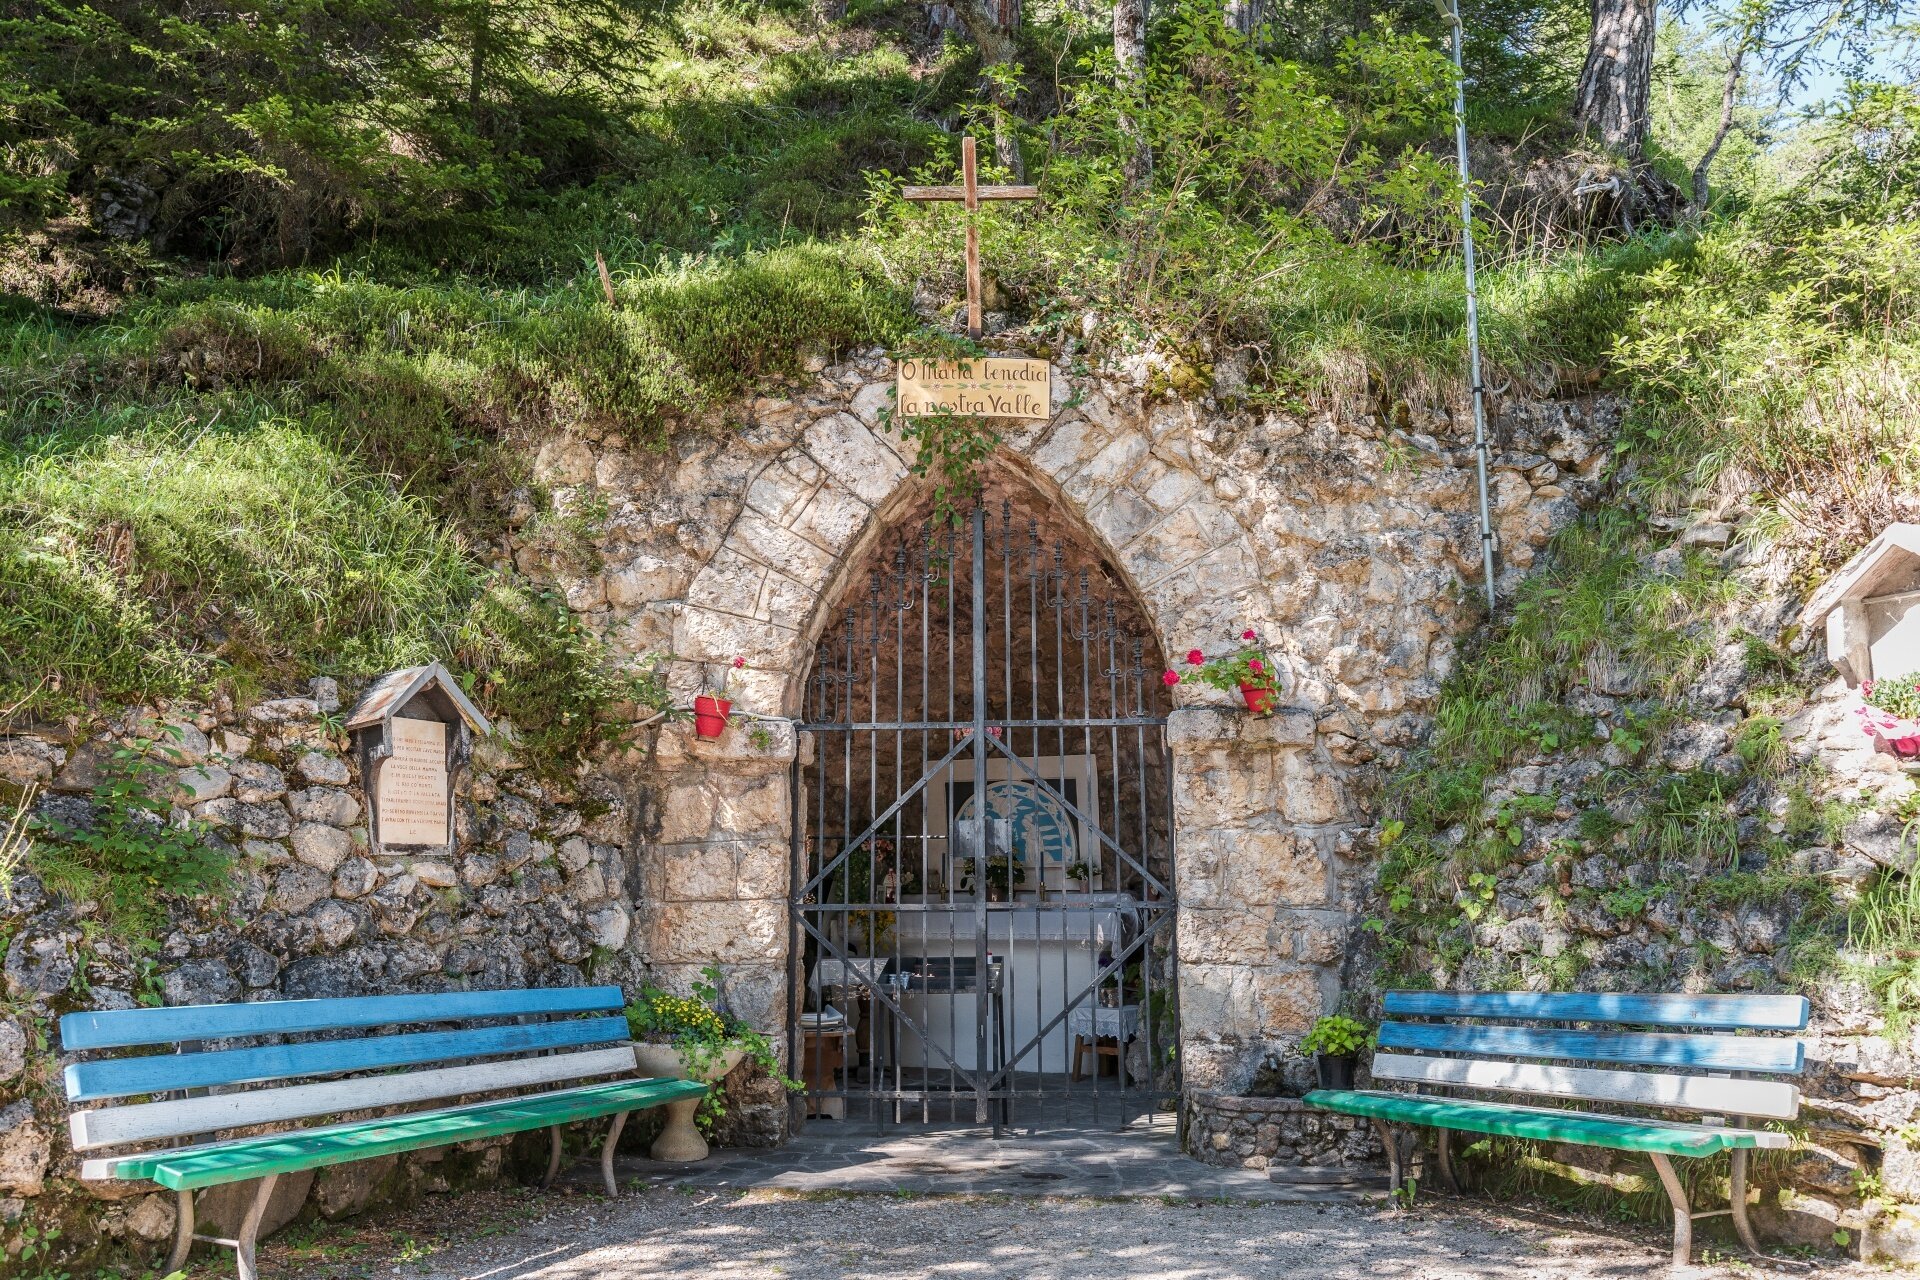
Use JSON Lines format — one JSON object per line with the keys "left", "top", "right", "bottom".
{"left": 247, "top": 1183, "right": 1878, "bottom": 1280}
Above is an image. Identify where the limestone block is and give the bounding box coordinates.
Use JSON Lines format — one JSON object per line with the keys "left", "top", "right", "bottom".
{"left": 235, "top": 802, "right": 292, "bottom": 839}
{"left": 271, "top": 865, "right": 331, "bottom": 913}
{"left": 289, "top": 786, "right": 360, "bottom": 826}
{"left": 849, "top": 379, "right": 891, "bottom": 427}
{"left": 674, "top": 606, "right": 801, "bottom": 669}
{"left": 726, "top": 508, "right": 836, "bottom": 582}
{"left": 567, "top": 865, "right": 609, "bottom": 904}
{"left": 605, "top": 553, "right": 689, "bottom": 608}
{"left": 410, "top": 860, "right": 458, "bottom": 889}
{"left": 246, "top": 697, "right": 319, "bottom": 726}
{"left": 1275, "top": 749, "right": 1350, "bottom": 825}
{"left": 589, "top": 903, "right": 632, "bottom": 951}
{"left": 658, "top": 843, "right": 736, "bottom": 901}
{"left": 1028, "top": 414, "right": 1107, "bottom": 483}
{"left": 332, "top": 857, "right": 377, "bottom": 899}
{"left": 645, "top": 899, "right": 784, "bottom": 964}
{"left": 786, "top": 476, "right": 871, "bottom": 553}
{"left": 0, "top": 1021, "right": 23, "bottom": 1084}
{"left": 0, "top": 1101, "right": 49, "bottom": 1196}
{"left": 743, "top": 456, "right": 822, "bottom": 526}
{"left": 1178, "top": 826, "right": 1330, "bottom": 909}
{"left": 296, "top": 751, "right": 351, "bottom": 785}
{"left": 291, "top": 822, "right": 352, "bottom": 872}
{"left": 173, "top": 764, "right": 233, "bottom": 803}
{"left": 1178, "top": 905, "right": 1283, "bottom": 966}
{"left": 309, "top": 900, "right": 358, "bottom": 948}
{"left": 735, "top": 841, "right": 789, "bottom": 898}
{"left": 558, "top": 836, "right": 593, "bottom": 873}
{"left": 149, "top": 722, "right": 210, "bottom": 764}
{"left": 687, "top": 546, "right": 772, "bottom": 619}
{"left": 0, "top": 737, "right": 61, "bottom": 786}
{"left": 804, "top": 413, "right": 906, "bottom": 505}
{"left": 534, "top": 437, "right": 595, "bottom": 486}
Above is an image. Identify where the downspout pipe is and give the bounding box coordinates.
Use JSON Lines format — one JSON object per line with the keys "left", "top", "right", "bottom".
{"left": 1440, "top": 0, "right": 1498, "bottom": 611}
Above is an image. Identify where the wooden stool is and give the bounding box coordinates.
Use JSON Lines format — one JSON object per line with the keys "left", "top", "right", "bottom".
{"left": 802, "top": 1028, "right": 852, "bottom": 1119}
{"left": 1070, "top": 1034, "right": 1122, "bottom": 1081}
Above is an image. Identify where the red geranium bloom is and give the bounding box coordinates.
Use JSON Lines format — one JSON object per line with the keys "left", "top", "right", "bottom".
{"left": 1185, "top": 648, "right": 1205, "bottom": 666}
{"left": 1241, "top": 629, "right": 1257, "bottom": 641}
{"left": 732, "top": 656, "right": 746, "bottom": 668}
{"left": 1161, "top": 670, "right": 1180, "bottom": 687}
{"left": 1248, "top": 659, "right": 1264, "bottom": 674}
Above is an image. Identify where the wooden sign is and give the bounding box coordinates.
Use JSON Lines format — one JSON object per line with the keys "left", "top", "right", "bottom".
{"left": 896, "top": 357, "right": 1050, "bottom": 419}
{"left": 375, "top": 717, "right": 450, "bottom": 846}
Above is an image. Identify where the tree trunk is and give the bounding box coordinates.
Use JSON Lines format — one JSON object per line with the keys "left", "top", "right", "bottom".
{"left": 1224, "top": 0, "right": 1263, "bottom": 36}
{"left": 1113, "top": 0, "right": 1149, "bottom": 191}
{"left": 1573, "top": 0, "right": 1657, "bottom": 158}
{"left": 1689, "top": 35, "right": 1750, "bottom": 215}
{"left": 953, "top": 0, "right": 1027, "bottom": 178}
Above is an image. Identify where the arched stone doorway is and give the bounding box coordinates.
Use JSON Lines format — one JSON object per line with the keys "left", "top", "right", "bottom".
{"left": 791, "top": 471, "right": 1176, "bottom": 1130}
{"left": 633, "top": 370, "right": 1372, "bottom": 1144}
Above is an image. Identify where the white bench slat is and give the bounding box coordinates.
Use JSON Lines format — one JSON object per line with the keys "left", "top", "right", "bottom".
{"left": 1372, "top": 1052, "right": 1800, "bottom": 1120}
{"left": 70, "top": 1046, "right": 635, "bottom": 1150}
{"left": 1338, "top": 1087, "right": 1795, "bottom": 1149}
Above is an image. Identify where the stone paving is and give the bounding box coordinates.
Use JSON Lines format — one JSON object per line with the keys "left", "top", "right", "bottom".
{"left": 616, "top": 1114, "right": 1382, "bottom": 1203}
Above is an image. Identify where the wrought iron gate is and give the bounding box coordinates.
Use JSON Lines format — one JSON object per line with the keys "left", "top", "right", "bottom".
{"left": 791, "top": 500, "right": 1177, "bottom": 1132}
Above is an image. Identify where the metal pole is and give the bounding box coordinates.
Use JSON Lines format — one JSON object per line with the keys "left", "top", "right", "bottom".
{"left": 1442, "top": 0, "right": 1497, "bottom": 611}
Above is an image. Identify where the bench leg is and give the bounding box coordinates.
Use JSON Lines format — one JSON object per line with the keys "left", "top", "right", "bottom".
{"left": 543, "top": 1123, "right": 564, "bottom": 1189}
{"left": 235, "top": 1172, "right": 279, "bottom": 1280}
{"left": 601, "top": 1111, "right": 630, "bottom": 1198}
{"left": 1650, "top": 1153, "right": 1692, "bottom": 1268}
{"left": 166, "top": 1189, "right": 195, "bottom": 1273}
{"left": 1434, "top": 1128, "right": 1462, "bottom": 1194}
{"left": 1370, "top": 1118, "right": 1403, "bottom": 1193}
{"left": 1729, "top": 1149, "right": 1761, "bottom": 1256}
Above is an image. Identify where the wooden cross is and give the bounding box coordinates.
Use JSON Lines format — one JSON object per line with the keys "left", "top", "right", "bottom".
{"left": 902, "top": 135, "right": 1038, "bottom": 340}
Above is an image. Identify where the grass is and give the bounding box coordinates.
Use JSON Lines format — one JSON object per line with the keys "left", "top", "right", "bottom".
{"left": 0, "top": 242, "right": 910, "bottom": 746}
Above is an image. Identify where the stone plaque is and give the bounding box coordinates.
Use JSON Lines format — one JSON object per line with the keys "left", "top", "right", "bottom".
{"left": 376, "top": 718, "right": 449, "bottom": 846}
{"left": 896, "top": 357, "right": 1050, "bottom": 419}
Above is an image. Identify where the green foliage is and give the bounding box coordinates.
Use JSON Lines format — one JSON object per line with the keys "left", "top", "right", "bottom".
{"left": 30, "top": 735, "right": 229, "bottom": 939}
{"left": 624, "top": 965, "right": 800, "bottom": 1130}
{"left": 1839, "top": 869, "right": 1920, "bottom": 1039}
{"left": 0, "top": 0, "right": 672, "bottom": 262}
{"left": 1864, "top": 674, "right": 1920, "bottom": 720}
{"left": 1301, "top": 1013, "right": 1371, "bottom": 1056}
{"left": 1172, "top": 631, "right": 1281, "bottom": 695}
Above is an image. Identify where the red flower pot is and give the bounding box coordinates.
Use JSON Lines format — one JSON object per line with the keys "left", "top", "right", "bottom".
{"left": 693, "top": 695, "right": 731, "bottom": 740}
{"left": 1239, "top": 682, "right": 1276, "bottom": 716}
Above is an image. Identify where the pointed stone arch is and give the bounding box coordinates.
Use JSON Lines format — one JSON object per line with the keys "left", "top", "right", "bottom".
{"left": 649, "top": 370, "right": 1355, "bottom": 1112}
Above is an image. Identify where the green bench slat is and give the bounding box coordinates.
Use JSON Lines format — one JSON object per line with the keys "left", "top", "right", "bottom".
{"left": 105, "top": 1077, "right": 707, "bottom": 1191}
{"left": 1303, "top": 1090, "right": 1764, "bottom": 1157}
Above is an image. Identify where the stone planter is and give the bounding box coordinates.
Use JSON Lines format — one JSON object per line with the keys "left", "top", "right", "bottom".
{"left": 632, "top": 1043, "right": 746, "bottom": 1161}
{"left": 693, "top": 696, "right": 731, "bottom": 740}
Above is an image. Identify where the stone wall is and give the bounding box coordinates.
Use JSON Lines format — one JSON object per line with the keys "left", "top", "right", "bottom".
{"left": 1342, "top": 505, "right": 1920, "bottom": 1260}
{"left": 0, "top": 680, "right": 650, "bottom": 1267}
{"left": 0, "top": 343, "right": 1614, "bottom": 1270}
{"left": 518, "top": 345, "right": 1612, "bottom": 1099}
{"left": 1183, "top": 1093, "right": 1379, "bottom": 1169}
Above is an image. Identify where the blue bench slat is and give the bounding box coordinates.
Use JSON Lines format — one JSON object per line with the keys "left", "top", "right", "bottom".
{"left": 59, "top": 986, "right": 627, "bottom": 1050}
{"left": 1378, "top": 1020, "right": 1804, "bottom": 1074}
{"left": 1383, "top": 991, "right": 1809, "bottom": 1031}
{"left": 65, "top": 1015, "right": 632, "bottom": 1102}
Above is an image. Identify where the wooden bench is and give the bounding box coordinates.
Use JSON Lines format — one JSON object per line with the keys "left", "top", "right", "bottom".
{"left": 1305, "top": 991, "right": 1809, "bottom": 1266}
{"left": 60, "top": 985, "right": 706, "bottom": 1280}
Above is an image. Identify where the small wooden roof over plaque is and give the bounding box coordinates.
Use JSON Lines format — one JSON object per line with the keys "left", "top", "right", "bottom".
{"left": 1801, "top": 523, "right": 1920, "bottom": 630}
{"left": 344, "top": 662, "right": 492, "bottom": 735}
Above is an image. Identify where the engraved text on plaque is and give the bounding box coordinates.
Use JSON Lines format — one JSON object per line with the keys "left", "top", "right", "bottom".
{"left": 377, "top": 717, "right": 450, "bottom": 846}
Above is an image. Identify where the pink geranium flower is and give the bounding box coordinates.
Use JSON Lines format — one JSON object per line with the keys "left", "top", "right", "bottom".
{"left": 1162, "top": 670, "right": 1180, "bottom": 687}
{"left": 1248, "top": 659, "right": 1263, "bottom": 674}
{"left": 1185, "top": 648, "right": 1205, "bottom": 665}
